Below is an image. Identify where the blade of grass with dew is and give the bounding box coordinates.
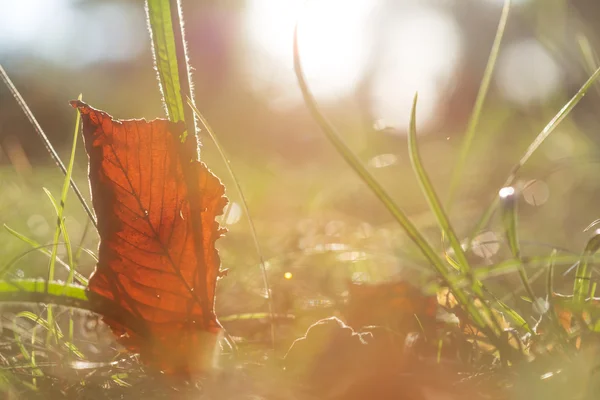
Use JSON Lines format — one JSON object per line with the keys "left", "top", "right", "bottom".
{"left": 292, "top": 24, "right": 500, "bottom": 338}
{"left": 186, "top": 96, "right": 276, "bottom": 347}
{"left": 468, "top": 65, "right": 600, "bottom": 248}
{"left": 407, "top": 94, "right": 505, "bottom": 336}
{"left": 0, "top": 65, "right": 96, "bottom": 228}
{"left": 447, "top": 0, "right": 511, "bottom": 208}
{"left": 573, "top": 231, "right": 600, "bottom": 303}
{"left": 3, "top": 225, "right": 89, "bottom": 285}
{"left": 500, "top": 186, "right": 536, "bottom": 302}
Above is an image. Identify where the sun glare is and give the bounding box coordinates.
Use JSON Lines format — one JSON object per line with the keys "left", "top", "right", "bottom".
{"left": 245, "top": 0, "right": 375, "bottom": 106}
{"left": 371, "top": 6, "right": 463, "bottom": 132}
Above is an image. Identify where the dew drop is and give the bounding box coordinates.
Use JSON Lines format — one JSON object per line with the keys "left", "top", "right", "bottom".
{"left": 499, "top": 186, "right": 515, "bottom": 199}
{"left": 190, "top": 287, "right": 194, "bottom": 292}
{"left": 156, "top": 294, "right": 160, "bottom": 299}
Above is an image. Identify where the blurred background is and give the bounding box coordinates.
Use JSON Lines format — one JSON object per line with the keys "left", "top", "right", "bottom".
{"left": 2, "top": 0, "right": 600, "bottom": 350}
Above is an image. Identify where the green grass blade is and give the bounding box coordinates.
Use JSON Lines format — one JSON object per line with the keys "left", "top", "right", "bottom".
{"left": 0, "top": 65, "right": 96, "bottom": 228}
{"left": 576, "top": 32, "right": 600, "bottom": 96}
{"left": 573, "top": 231, "right": 600, "bottom": 303}
{"left": 408, "top": 95, "right": 506, "bottom": 337}
{"left": 447, "top": 0, "right": 511, "bottom": 207}
{"left": 15, "top": 311, "right": 85, "bottom": 359}
{"left": 496, "top": 298, "right": 532, "bottom": 334}
{"left": 408, "top": 93, "right": 471, "bottom": 274}
{"left": 146, "top": 0, "right": 185, "bottom": 122}
{"left": 185, "top": 97, "right": 276, "bottom": 348}
{"left": 43, "top": 188, "right": 73, "bottom": 285}
{"left": 59, "top": 94, "right": 82, "bottom": 286}
{"left": 468, "top": 65, "right": 600, "bottom": 247}
{"left": 12, "top": 314, "right": 43, "bottom": 386}
{"left": 42, "top": 98, "right": 81, "bottom": 344}
{"left": 499, "top": 186, "right": 536, "bottom": 302}
{"left": 146, "top": 0, "right": 195, "bottom": 140}
{"left": 0, "top": 280, "right": 89, "bottom": 306}
{"left": 292, "top": 24, "right": 495, "bottom": 333}
{"left": 3, "top": 225, "right": 88, "bottom": 285}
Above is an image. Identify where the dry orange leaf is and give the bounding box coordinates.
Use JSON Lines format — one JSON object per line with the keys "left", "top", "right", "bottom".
{"left": 345, "top": 281, "right": 437, "bottom": 331}
{"left": 71, "top": 100, "right": 228, "bottom": 375}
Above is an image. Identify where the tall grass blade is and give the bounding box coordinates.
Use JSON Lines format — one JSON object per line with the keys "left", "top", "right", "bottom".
{"left": 0, "top": 65, "right": 96, "bottom": 228}
{"left": 15, "top": 311, "right": 85, "bottom": 359}
{"left": 448, "top": 0, "right": 511, "bottom": 207}
{"left": 408, "top": 94, "right": 471, "bottom": 274}
{"left": 573, "top": 231, "right": 600, "bottom": 303}
{"left": 3, "top": 225, "right": 89, "bottom": 285}
{"left": 43, "top": 100, "right": 81, "bottom": 344}
{"left": 469, "top": 65, "right": 600, "bottom": 246}
{"left": 185, "top": 97, "right": 276, "bottom": 347}
{"left": 292, "top": 24, "right": 497, "bottom": 334}
{"left": 499, "top": 186, "right": 536, "bottom": 302}
{"left": 145, "top": 0, "right": 195, "bottom": 140}
{"left": 408, "top": 95, "right": 506, "bottom": 336}
{"left": 43, "top": 188, "right": 74, "bottom": 286}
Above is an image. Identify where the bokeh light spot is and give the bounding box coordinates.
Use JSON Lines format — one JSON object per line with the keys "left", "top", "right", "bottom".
{"left": 522, "top": 179, "right": 550, "bottom": 206}
{"left": 471, "top": 231, "right": 500, "bottom": 259}
{"left": 497, "top": 39, "right": 562, "bottom": 106}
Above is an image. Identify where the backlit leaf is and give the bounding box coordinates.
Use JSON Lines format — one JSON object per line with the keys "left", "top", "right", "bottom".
{"left": 71, "top": 100, "right": 228, "bottom": 375}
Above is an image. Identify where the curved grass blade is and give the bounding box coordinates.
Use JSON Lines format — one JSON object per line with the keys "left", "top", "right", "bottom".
{"left": 408, "top": 94, "right": 471, "bottom": 274}
{"left": 0, "top": 65, "right": 96, "bottom": 228}
{"left": 3, "top": 225, "right": 89, "bottom": 285}
{"left": 0, "top": 280, "right": 88, "bottom": 307}
{"left": 408, "top": 95, "right": 506, "bottom": 336}
{"left": 185, "top": 97, "right": 276, "bottom": 348}
{"left": 292, "top": 24, "right": 495, "bottom": 333}
{"left": 0, "top": 279, "right": 146, "bottom": 337}
{"left": 468, "top": 65, "right": 600, "bottom": 247}
{"left": 573, "top": 231, "right": 600, "bottom": 303}
{"left": 447, "top": 0, "right": 511, "bottom": 207}
{"left": 14, "top": 311, "right": 85, "bottom": 359}
{"left": 499, "top": 186, "right": 536, "bottom": 301}
{"left": 12, "top": 314, "right": 43, "bottom": 386}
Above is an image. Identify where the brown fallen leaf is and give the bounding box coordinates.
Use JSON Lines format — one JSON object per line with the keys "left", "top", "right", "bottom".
{"left": 344, "top": 281, "right": 437, "bottom": 332}
{"left": 71, "top": 100, "right": 228, "bottom": 375}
